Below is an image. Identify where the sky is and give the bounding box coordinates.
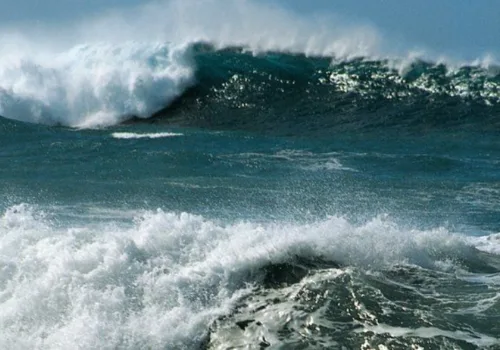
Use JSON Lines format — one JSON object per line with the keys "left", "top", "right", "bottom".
{"left": 0, "top": 0, "right": 498, "bottom": 60}
{"left": 279, "top": 0, "right": 500, "bottom": 59}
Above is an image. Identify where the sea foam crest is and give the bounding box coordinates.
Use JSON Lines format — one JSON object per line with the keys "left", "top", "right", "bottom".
{"left": 1, "top": 204, "right": 493, "bottom": 348}
{"left": 0, "top": 42, "right": 194, "bottom": 128}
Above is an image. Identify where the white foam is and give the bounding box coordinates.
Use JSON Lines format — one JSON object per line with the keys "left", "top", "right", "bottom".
{"left": 0, "top": 42, "right": 194, "bottom": 128}
{"left": 0, "top": 204, "right": 488, "bottom": 348}
{"left": 357, "top": 324, "right": 499, "bottom": 348}
{"left": 468, "top": 233, "right": 500, "bottom": 255}
{"left": 111, "top": 132, "right": 183, "bottom": 139}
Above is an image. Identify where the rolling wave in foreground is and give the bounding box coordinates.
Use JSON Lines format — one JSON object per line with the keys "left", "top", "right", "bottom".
{"left": 2, "top": 204, "right": 500, "bottom": 349}
{"left": 1, "top": 1, "right": 500, "bottom": 349}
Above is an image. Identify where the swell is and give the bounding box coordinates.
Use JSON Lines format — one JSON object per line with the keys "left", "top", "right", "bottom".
{"left": 149, "top": 44, "right": 500, "bottom": 134}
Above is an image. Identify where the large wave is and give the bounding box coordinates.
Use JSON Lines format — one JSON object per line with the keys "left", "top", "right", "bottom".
{"left": 0, "top": 0, "right": 498, "bottom": 129}
{"left": 1, "top": 42, "right": 498, "bottom": 131}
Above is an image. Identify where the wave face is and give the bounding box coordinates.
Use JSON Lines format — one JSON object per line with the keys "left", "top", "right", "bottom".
{"left": 161, "top": 44, "right": 500, "bottom": 134}
{"left": 0, "top": 42, "right": 499, "bottom": 131}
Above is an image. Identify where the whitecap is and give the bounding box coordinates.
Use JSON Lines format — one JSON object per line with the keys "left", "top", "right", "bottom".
{"left": 111, "top": 132, "right": 183, "bottom": 139}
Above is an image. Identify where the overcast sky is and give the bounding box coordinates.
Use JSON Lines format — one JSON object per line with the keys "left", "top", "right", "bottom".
{"left": 0, "top": 0, "right": 498, "bottom": 59}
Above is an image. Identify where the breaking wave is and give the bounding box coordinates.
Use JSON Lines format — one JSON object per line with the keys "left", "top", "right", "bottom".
{"left": 0, "top": 42, "right": 498, "bottom": 132}
{"left": 0, "top": 42, "right": 194, "bottom": 128}
{"left": 0, "top": 0, "right": 497, "bottom": 131}
{"left": 1, "top": 204, "right": 499, "bottom": 348}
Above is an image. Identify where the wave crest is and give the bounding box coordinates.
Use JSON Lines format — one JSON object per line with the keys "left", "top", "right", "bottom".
{"left": 0, "top": 42, "right": 194, "bottom": 127}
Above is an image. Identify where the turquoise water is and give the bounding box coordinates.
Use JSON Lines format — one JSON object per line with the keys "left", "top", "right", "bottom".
{"left": 2, "top": 119, "right": 499, "bottom": 231}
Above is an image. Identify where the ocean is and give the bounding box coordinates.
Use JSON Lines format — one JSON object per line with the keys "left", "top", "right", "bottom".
{"left": 1, "top": 37, "right": 500, "bottom": 349}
